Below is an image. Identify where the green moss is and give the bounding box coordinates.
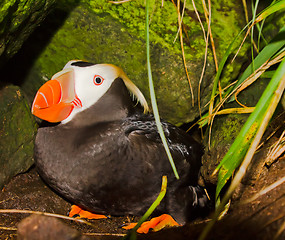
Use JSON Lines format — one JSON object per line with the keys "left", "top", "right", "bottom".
{"left": 0, "top": 0, "right": 17, "bottom": 34}
{"left": 80, "top": 0, "right": 248, "bottom": 80}
{"left": 0, "top": 0, "right": 16, "bottom": 22}
{"left": 0, "top": 0, "right": 47, "bottom": 32}
{"left": 24, "top": 4, "right": 204, "bottom": 125}
{"left": 10, "top": 0, "right": 36, "bottom": 30}
{"left": 23, "top": 0, "right": 252, "bottom": 125}
{"left": 83, "top": 0, "right": 208, "bottom": 60}
{"left": 0, "top": 0, "right": 56, "bottom": 63}
{"left": 26, "top": 5, "right": 149, "bottom": 93}
{"left": 0, "top": 86, "right": 37, "bottom": 188}
{"left": 34, "top": 0, "right": 248, "bottom": 83}
{"left": 210, "top": 114, "right": 248, "bottom": 148}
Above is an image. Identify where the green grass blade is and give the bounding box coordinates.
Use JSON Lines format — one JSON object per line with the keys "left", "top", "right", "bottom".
{"left": 200, "top": 58, "right": 285, "bottom": 240}
{"left": 227, "top": 26, "right": 285, "bottom": 101}
{"left": 230, "top": 3, "right": 285, "bottom": 95}
{"left": 123, "top": 176, "right": 168, "bottom": 240}
{"left": 255, "top": 0, "right": 285, "bottom": 22}
{"left": 210, "top": 1, "right": 285, "bottom": 109}
{"left": 249, "top": 0, "right": 259, "bottom": 73}
{"left": 215, "top": 57, "right": 285, "bottom": 200}
{"left": 145, "top": 0, "right": 179, "bottom": 179}
{"left": 204, "top": 15, "right": 285, "bottom": 128}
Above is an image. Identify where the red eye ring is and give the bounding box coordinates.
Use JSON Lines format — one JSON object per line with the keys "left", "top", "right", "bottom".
{"left": 93, "top": 75, "right": 104, "bottom": 85}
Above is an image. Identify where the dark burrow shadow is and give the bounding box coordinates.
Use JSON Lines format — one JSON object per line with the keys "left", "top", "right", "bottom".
{"left": 0, "top": 1, "right": 80, "bottom": 89}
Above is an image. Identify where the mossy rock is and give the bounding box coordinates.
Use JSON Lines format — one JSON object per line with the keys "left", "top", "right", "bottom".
{"left": 0, "top": 85, "right": 37, "bottom": 189}
{"left": 0, "top": 0, "right": 56, "bottom": 66}
{"left": 200, "top": 113, "right": 249, "bottom": 185}
{"left": 21, "top": 0, "right": 249, "bottom": 125}
{"left": 199, "top": 77, "right": 271, "bottom": 185}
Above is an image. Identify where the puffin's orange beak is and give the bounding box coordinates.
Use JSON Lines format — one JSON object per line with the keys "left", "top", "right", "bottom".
{"left": 31, "top": 69, "right": 81, "bottom": 122}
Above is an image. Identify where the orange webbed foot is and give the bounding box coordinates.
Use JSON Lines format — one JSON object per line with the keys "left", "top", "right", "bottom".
{"left": 122, "top": 214, "right": 180, "bottom": 234}
{"left": 69, "top": 205, "right": 107, "bottom": 219}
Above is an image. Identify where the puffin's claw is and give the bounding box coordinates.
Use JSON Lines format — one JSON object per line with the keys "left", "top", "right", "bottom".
{"left": 122, "top": 214, "right": 180, "bottom": 234}
{"left": 69, "top": 205, "right": 107, "bottom": 219}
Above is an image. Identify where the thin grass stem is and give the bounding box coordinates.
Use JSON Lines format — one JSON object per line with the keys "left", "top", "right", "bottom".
{"left": 145, "top": 0, "right": 179, "bottom": 179}
{"left": 0, "top": 209, "right": 94, "bottom": 226}
{"left": 242, "top": 176, "right": 285, "bottom": 204}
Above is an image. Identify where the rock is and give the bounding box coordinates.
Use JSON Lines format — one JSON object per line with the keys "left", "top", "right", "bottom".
{"left": 199, "top": 78, "right": 270, "bottom": 185}
{"left": 0, "top": 0, "right": 56, "bottom": 66}
{"left": 0, "top": 85, "right": 37, "bottom": 189}
{"left": 17, "top": 214, "right": 86, "bottom": 240}
{"left": 1, "top": 1, "right": 284, "bottom": 125}
{"left": 200, "top": 113, "right": 249, "bottom": 185}
{"left": 15, "top": 0, "right": 249, "bottom": 125}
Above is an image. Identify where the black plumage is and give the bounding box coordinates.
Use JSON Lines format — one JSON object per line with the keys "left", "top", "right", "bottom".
{"left": 34, "top": 70, "right": 208, "bottom": 224}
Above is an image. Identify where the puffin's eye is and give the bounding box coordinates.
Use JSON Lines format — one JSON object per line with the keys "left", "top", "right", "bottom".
{"left": 93, "top": 75, "right": 104, "bottom": 85}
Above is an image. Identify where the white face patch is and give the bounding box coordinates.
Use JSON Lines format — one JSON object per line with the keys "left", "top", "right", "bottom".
{"left": 74, "top": 65, "right": 117, "bottom": 109}
{"left": 61, "top": 63, "right": 121, "bottom": 124}
{"left": 60, "top": 61, "right": 149, "bottom": 124}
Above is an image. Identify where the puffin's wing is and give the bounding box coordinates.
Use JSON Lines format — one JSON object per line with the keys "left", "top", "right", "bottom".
{"left": 124, "top": 114, "right": 202, "bottom": 162}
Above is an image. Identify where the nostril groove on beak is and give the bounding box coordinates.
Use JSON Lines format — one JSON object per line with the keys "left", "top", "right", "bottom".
{"left": 38, "top": 92, "right": 49, "bottom": 108}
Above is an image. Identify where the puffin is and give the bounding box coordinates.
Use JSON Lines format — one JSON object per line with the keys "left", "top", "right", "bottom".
{"left": 31, "top": 60, "right": 209, "bottom": 233}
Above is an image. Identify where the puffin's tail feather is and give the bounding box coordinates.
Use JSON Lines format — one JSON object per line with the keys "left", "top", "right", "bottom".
{"left": 187, "top": 185, "right": 214, "bottom": 220}
{"left": 189, "top": 185, "right": 209, "bottom": 208}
